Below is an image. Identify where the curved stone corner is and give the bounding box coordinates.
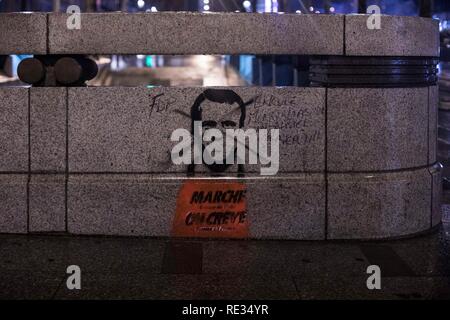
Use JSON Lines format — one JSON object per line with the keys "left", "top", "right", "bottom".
{"left": 429, "top": 163, "right": 443, "bottom": 228}
{"left": 345, "top": 14, "right": 439, "bottom": 57}
{"left": 327, "top": 87, "right": 433, "bottom": 172}
{"left": 327, "top": 166, "right": 437, "bottom": 240}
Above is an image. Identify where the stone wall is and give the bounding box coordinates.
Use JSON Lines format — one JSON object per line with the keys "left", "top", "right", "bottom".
{"left": 0, "top": 12, "right": 442, "bottom": 240}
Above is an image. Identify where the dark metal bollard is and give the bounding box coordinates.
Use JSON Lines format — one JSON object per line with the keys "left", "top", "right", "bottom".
{"left": 54, "top": 56, "right": 98, "bottom": 85}
{"left": 18, "top": 55, "right": 98, "bottom": 86}
{"left": 17, "top": 57, "right": 45, "bottom": 85}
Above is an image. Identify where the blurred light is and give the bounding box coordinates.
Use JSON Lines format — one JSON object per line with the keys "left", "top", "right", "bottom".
{"left": 137, "top": 0, "right": 145, "bottom": 9}
{"left": 203, "top": 4, "right": 210, "bottom": 10}
{"left": 203, "top": 0, "right": 209, "bottom": 3}
{"left": 265, "top": 0, "right": 271, "bottom": 12}
{"left": 315, "top": 10, "right": 320, "bottom": 13}
{"left": 296, "top": 10, "right": 301, "bottom": 14}
{"left": 309, "top": 6, "right": 314, "bottom": 12}
{"left": 137, "top": 54, "right": 145, "bottom": 59}
{"left": 272, "top": 0, "right": 278, "bottom": 12}
{"left": 145, "top": 55, "right": 154, "bottom": 68}
{"left": 243, "top": 1, "right": 251, "bottom": 9}
{"left": 151, "top": 6, "right": 157, "bottom": 12}
{"left": 330, "top": 7, "right": 335, "bottom": 13}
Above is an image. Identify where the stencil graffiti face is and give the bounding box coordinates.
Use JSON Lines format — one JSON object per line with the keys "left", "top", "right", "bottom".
{"left": 170, "top": 89, "right": 280, "bottom": 176}
{"left": 190, "top": 89, "right": 246, "bottom": 173}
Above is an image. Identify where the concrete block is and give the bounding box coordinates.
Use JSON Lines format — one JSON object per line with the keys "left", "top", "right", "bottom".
{"left": 67, "top": 175, "right": 181, "bottom": 237}
{"left": 345, "top": 15, "right": 439, "bottom": 57}
{"left": 327, "top": 88, "right": 428, "bottom": 172}
{"left": 29, "top": 174, "right": 66, "bottom": 233}
{"left": 0, "top": 13, "right": 47, "bottom": 54}
{"left": 429, "top": 86, "right": 438, "bottom": 164}
{"left": 67, "top": 174, "right": 325, "bottom": 239}
{"left": 429, "top": 163, "right": 442, "bottom": 228}
{"left": 327, "top": 167, "right": 432, "bottom": 240}
{"left": 30, "top": 88, "right": 67, "bottom": 172}
{"left": 0, "top": 87, "right": 29, "bottom": 172}
{"left": 48, "top": 12, "right": 344, "bottom": 55}
{"left": 68, "top": 87, "right": 325, "bottom": 174}
{"left": 0, "top": 174, "right": 28, "bottom": 233}
{"left": 246, "top": 174, "right": 325, "bottom": 240}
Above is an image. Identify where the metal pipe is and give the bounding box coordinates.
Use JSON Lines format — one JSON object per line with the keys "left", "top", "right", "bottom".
{"left": 53, "top": 0, "right": 61, "bottom": 12}
{"left": 120, "top": 0, "right": 128, "bottom": 12}
{"left": 419, "top": 0, "right": 434, "bottom": 18}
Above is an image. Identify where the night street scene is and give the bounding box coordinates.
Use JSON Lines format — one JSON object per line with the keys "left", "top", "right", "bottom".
{"left": 0, "top": 0, "right": 449, "bottom": 314}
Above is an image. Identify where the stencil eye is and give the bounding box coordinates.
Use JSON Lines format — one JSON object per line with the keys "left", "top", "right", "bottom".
{"left": 202, "top": 120, "right": 217, "bottom": 128}
{"left": 221, "top": 120, "right": 237, "bottom": 128}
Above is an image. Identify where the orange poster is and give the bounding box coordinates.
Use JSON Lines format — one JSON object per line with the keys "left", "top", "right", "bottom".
{"left": 172, "top": 180, "right": 249, "bottom": 239}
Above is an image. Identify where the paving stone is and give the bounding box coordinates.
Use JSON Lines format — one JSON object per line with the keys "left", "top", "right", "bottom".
{"left": 203, "top": 241, "right": 368, "bottom": 276}
{"left": 391, "top": 228, "right": 450, "bottom": 277}
{"left": 0, "top": 234, "right": 166, "bottom": 274}
{"left": 294, "top": 276, "right": 450, "bottom": 300}
{"left": 0, "top": 270, "right": 62, "bottom": 300}
{"left": 54, "top": 273, "right": 299, "bottom": 300}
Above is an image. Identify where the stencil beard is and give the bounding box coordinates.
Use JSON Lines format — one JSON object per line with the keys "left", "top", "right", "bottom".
{"left": 201, "top": 143, "right": 237, "bottom": 173}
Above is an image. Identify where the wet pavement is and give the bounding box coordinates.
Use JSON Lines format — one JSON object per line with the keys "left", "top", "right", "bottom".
{"left": 0, "top": 204, "right": 449, "bottom": 300}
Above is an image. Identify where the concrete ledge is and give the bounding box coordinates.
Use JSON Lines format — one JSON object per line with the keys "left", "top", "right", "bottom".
{"left": 48, "top": 12, "right": 344, "bottom": 55}
{"left": 68, "top": 87, "right": 325, "bottom": 173}
{"left": 0, "top": 13, "right": 439, "bottom": 57}
{"left": 0, "top": 174, "right": 27, "bottom": 234}
{"left": 64, "top": 167, "right": 435, "bottom": 240}
{"left": 327, "top": 87, "right": 430, "bottom": 172}
{"left": 29, "top": 174, "right": 66, "bottom": 233}
{"left": 0, "top": 87, "right": 29, "bottom": 172}
{"left": 345, "top": 15, "right": 439, "bottom": 57}
{"left": 0, "top": 13, "right": 47, "bottom": 55}
{"left": 67, "top": 174, "right": 325, "bottom": 240}
{"left": 327, "top": 167, "right": 434, "bottom": 240}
